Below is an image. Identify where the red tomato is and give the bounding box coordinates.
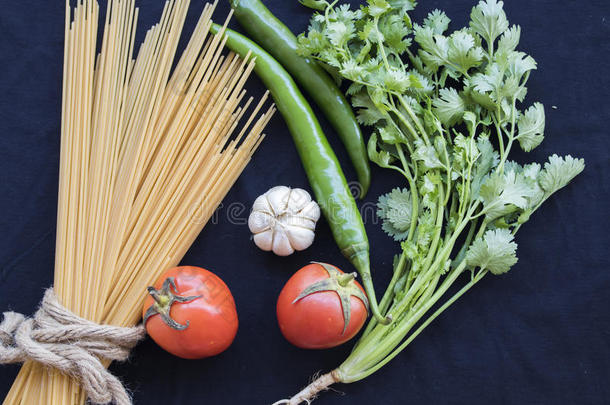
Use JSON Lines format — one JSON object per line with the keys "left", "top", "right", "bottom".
{"left": 142, "top": 266, "right": 238, "bottom": 359}
{"left": 277, "top": 262, "right": 369, "bottom": 349}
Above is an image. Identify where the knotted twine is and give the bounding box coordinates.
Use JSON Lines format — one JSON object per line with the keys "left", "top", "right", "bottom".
{"left": 0, "top": 288, "right": 146, "bottom": 405}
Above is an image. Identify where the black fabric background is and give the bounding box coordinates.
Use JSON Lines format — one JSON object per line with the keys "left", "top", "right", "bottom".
{"left": 1, "top": 1, "right": 608, "bottom": 404}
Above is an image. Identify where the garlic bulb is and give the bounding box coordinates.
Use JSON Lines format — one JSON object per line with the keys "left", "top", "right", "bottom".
{"left": 248, "top": 186, "right": 321, "bottom": 256}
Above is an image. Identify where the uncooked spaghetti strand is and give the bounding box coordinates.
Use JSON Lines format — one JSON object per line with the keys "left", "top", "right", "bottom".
{"left": 101, "top": 0, "right": 183, "bottom": 296}
{"left": 110, "top": 104, "right": 272, "bottom": 324}
{"left": 71, "top": 0, "right": 90, "bottom": 318}
{"left": 118, "top": 52, "right": 244, "bottom": 259}
{"left": 5, "top": 3, "right": 276, "bottom": 404}
{"left": 105, "top": 146, "right": 238, "bottom": 324}
{"left": 49, "top": 2, "right": 75, "bottom": 402}
{"left": 112, "top": 89, "right": 270, "bottom": 308}
{"left": 128, "top": 18, "right": 227, "bottom": 210}
{"left": 113, "top": 83, "right": 240, "bottom": 279}
{"left": 107, "top": 87, "right": 237, "bottom": 307}
{"left": 107, "top": 0, "right": 191, "bottom": 282}
{"left": 160, "top": 2, "right": 216, "bottom": 115}
{"left": 85, "top": 0, "right": 136, "bottom": 322}
{"left": 103, "top": 150, "right": 229, "bottom": 318}
{"left": 54, "top": 0, "right": 74, "bottom": 297}
{"left": 109, "top": 97, "right": 264, "bottom": 315}
{"left": 81, "top": 0, "right": 123, "bottom": 321}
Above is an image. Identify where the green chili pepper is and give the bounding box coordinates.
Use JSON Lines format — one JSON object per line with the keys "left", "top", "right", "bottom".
{"left": 210, "top": 24, "right": 389, "bottom": 324}
{"left": 228, "top": 0, "right": 371, "bottom": 198}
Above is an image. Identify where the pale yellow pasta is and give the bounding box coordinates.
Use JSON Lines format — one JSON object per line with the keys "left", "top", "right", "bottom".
{"left": 3, "top": 1, "right": 273, "bottom": 403}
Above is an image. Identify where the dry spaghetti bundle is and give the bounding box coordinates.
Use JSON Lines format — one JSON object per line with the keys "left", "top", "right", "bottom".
{"left": 3, "top": 0, "right": 273, "bottom": 403}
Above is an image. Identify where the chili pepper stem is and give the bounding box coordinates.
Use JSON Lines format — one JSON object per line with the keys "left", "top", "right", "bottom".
{"left": 351, "top": 254, "right": 391, "bottom": 325}
{"left": 272, "top": 370, "right": 342, "bottom": 405}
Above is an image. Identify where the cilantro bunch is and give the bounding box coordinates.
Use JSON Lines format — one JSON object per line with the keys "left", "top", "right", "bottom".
{"left": 293, "top": 0, "right": 584, "bottom": 391}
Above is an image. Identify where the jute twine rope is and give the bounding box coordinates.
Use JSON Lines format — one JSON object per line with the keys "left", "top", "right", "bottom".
{"left": 0, "top": 288, "right": 146, "bottom": 405}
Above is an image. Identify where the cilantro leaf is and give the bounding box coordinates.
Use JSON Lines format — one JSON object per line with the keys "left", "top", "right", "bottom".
{"left": 433, "top": 88, "right": 466, "bottom": 126}
{"left": 413, "top": 139, "right": 445, "bottom": 171}
{"left": 327, "top": 20, "right": 354, "bottom": 48}
{"left": 388, "top": 0, "right": 416, "bottom": 12}
{"left": 379, "top": 124, "right": 407, "bottom": 145}
{"left": 367, "top": 0, "right": 391, "bottom": 17}
{"left": 340, "top": 59, "right": 366, "bottom": 81}
{"left": 452, "top": 132, "right": 479, "bottom": 172}
{"left": 479, "top": 169, "right": 534, "bottom": 219}
{"left": 469, "top": 0, "right": 509, "bottom": 46}
{"left": 352, "top": 91, "right": 387, "bottom": 125}
{"left": 522, "top": 162, "right": 545, "bottom": 208}
{"left": 466, "top": 228, "right": 518, "bottom": 274}
{"left": 447, "top": 30, "right": 484, "bottom": 73}
{"left": 517, "top": 102, "right": 545, "bottom": 152}
{"left": 368, "top": 133, "right": 394, "bottom": 168}
{"left": 497, "top": 25, "right": 521, "bottom": 55}
{"left": 379, "top": 13, "right": 413, "bottom": 54}
{"left": 383, "top": 67, "right": 411, "bottom": 92}
{"left": 469, "top": 62, "right": 504, "bottom": 99}
{"left": 378, "top": 188, "right": 413, "bottom": 241}
{"left": 423, "top": 9, "right": 451, "bottom": 35}
{"left": 539, "top": 154, "right": 585, "bottom": 195}
{"left": 414, "top": 25, "right": 448, "bottom": 72}
{"left": 416, "top": 210, "right": 436, "bottom": 248}
{"left": 506, "top": 51, "right": 537, "bottom": 80}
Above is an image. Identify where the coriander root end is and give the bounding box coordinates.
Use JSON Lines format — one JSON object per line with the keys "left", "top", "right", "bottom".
{"left": 273, "top": 370, "right": 341, "bottom": 405}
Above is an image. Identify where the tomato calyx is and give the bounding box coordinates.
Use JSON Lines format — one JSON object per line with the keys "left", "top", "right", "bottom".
{"left": 292, "top": 262, "right": 369, "bottom": 334}
{"left": 143, "top": 277, "right": 202, "bottom": 330}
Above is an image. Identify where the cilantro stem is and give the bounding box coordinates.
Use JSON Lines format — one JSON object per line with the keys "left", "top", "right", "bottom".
{"left": 443, "top": 168, "right": 452, "bottom": 207}
{"left": 395, "top": 144, "right": 414, "bottom": 180}
{"left": 453, "top": 217, "right": 478, "bottom": 267}
{"left": 287, "top": 3, "right": 585, "bottom": 400}
{"left": 341, "top": 260, "right": 469, "bottom": 380}
{"left": 494, "top": 115, "right": 505, "bottom": 160}
{"left": 324, "top": 0, "right": 338, "bottom": 20}
{"left": 391, "top": 106, "right": 421, "bottom": 143}
{"left": 345, "top": 266, "right": 487, "bottom": 382}
{"left": 411, "top": 273, "right": 440, "bottom": 311}
{"left": 448, "top": 191, "right": 458, "bottom": 223}
{"left": 375, "top": 19, "right": 391, "bottom": 72}
{"left": 498, "top": 98, "right": 518, "bottom": 172}
{"left": 359, "top": 251, "right": 407, "bottom": 339}
{"left": 420, "top": 191, "right": 447, "bottom": 272}
{"left": 344, "top": 203, "right": 485, "bottom": 381}
{"left": 395, "top": 143, "right": 419, "bottom": 241}
{"left": 398, "top": 95, "right": 430, "bottom": 145}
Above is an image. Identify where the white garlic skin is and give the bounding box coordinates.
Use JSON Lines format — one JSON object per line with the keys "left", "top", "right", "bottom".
{"left": 248, "top": 186, "right": 321, "bottom": 256}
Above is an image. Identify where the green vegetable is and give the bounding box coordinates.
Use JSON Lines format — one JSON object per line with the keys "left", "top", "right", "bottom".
{"left": 210, "top": 23, "right": 388, "bottom": 323}
{"left": 229, "top": 0, "right": 371, "bottom": 197}
{"left": 275, "top": 0, "right": 584, "bottom": 403}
